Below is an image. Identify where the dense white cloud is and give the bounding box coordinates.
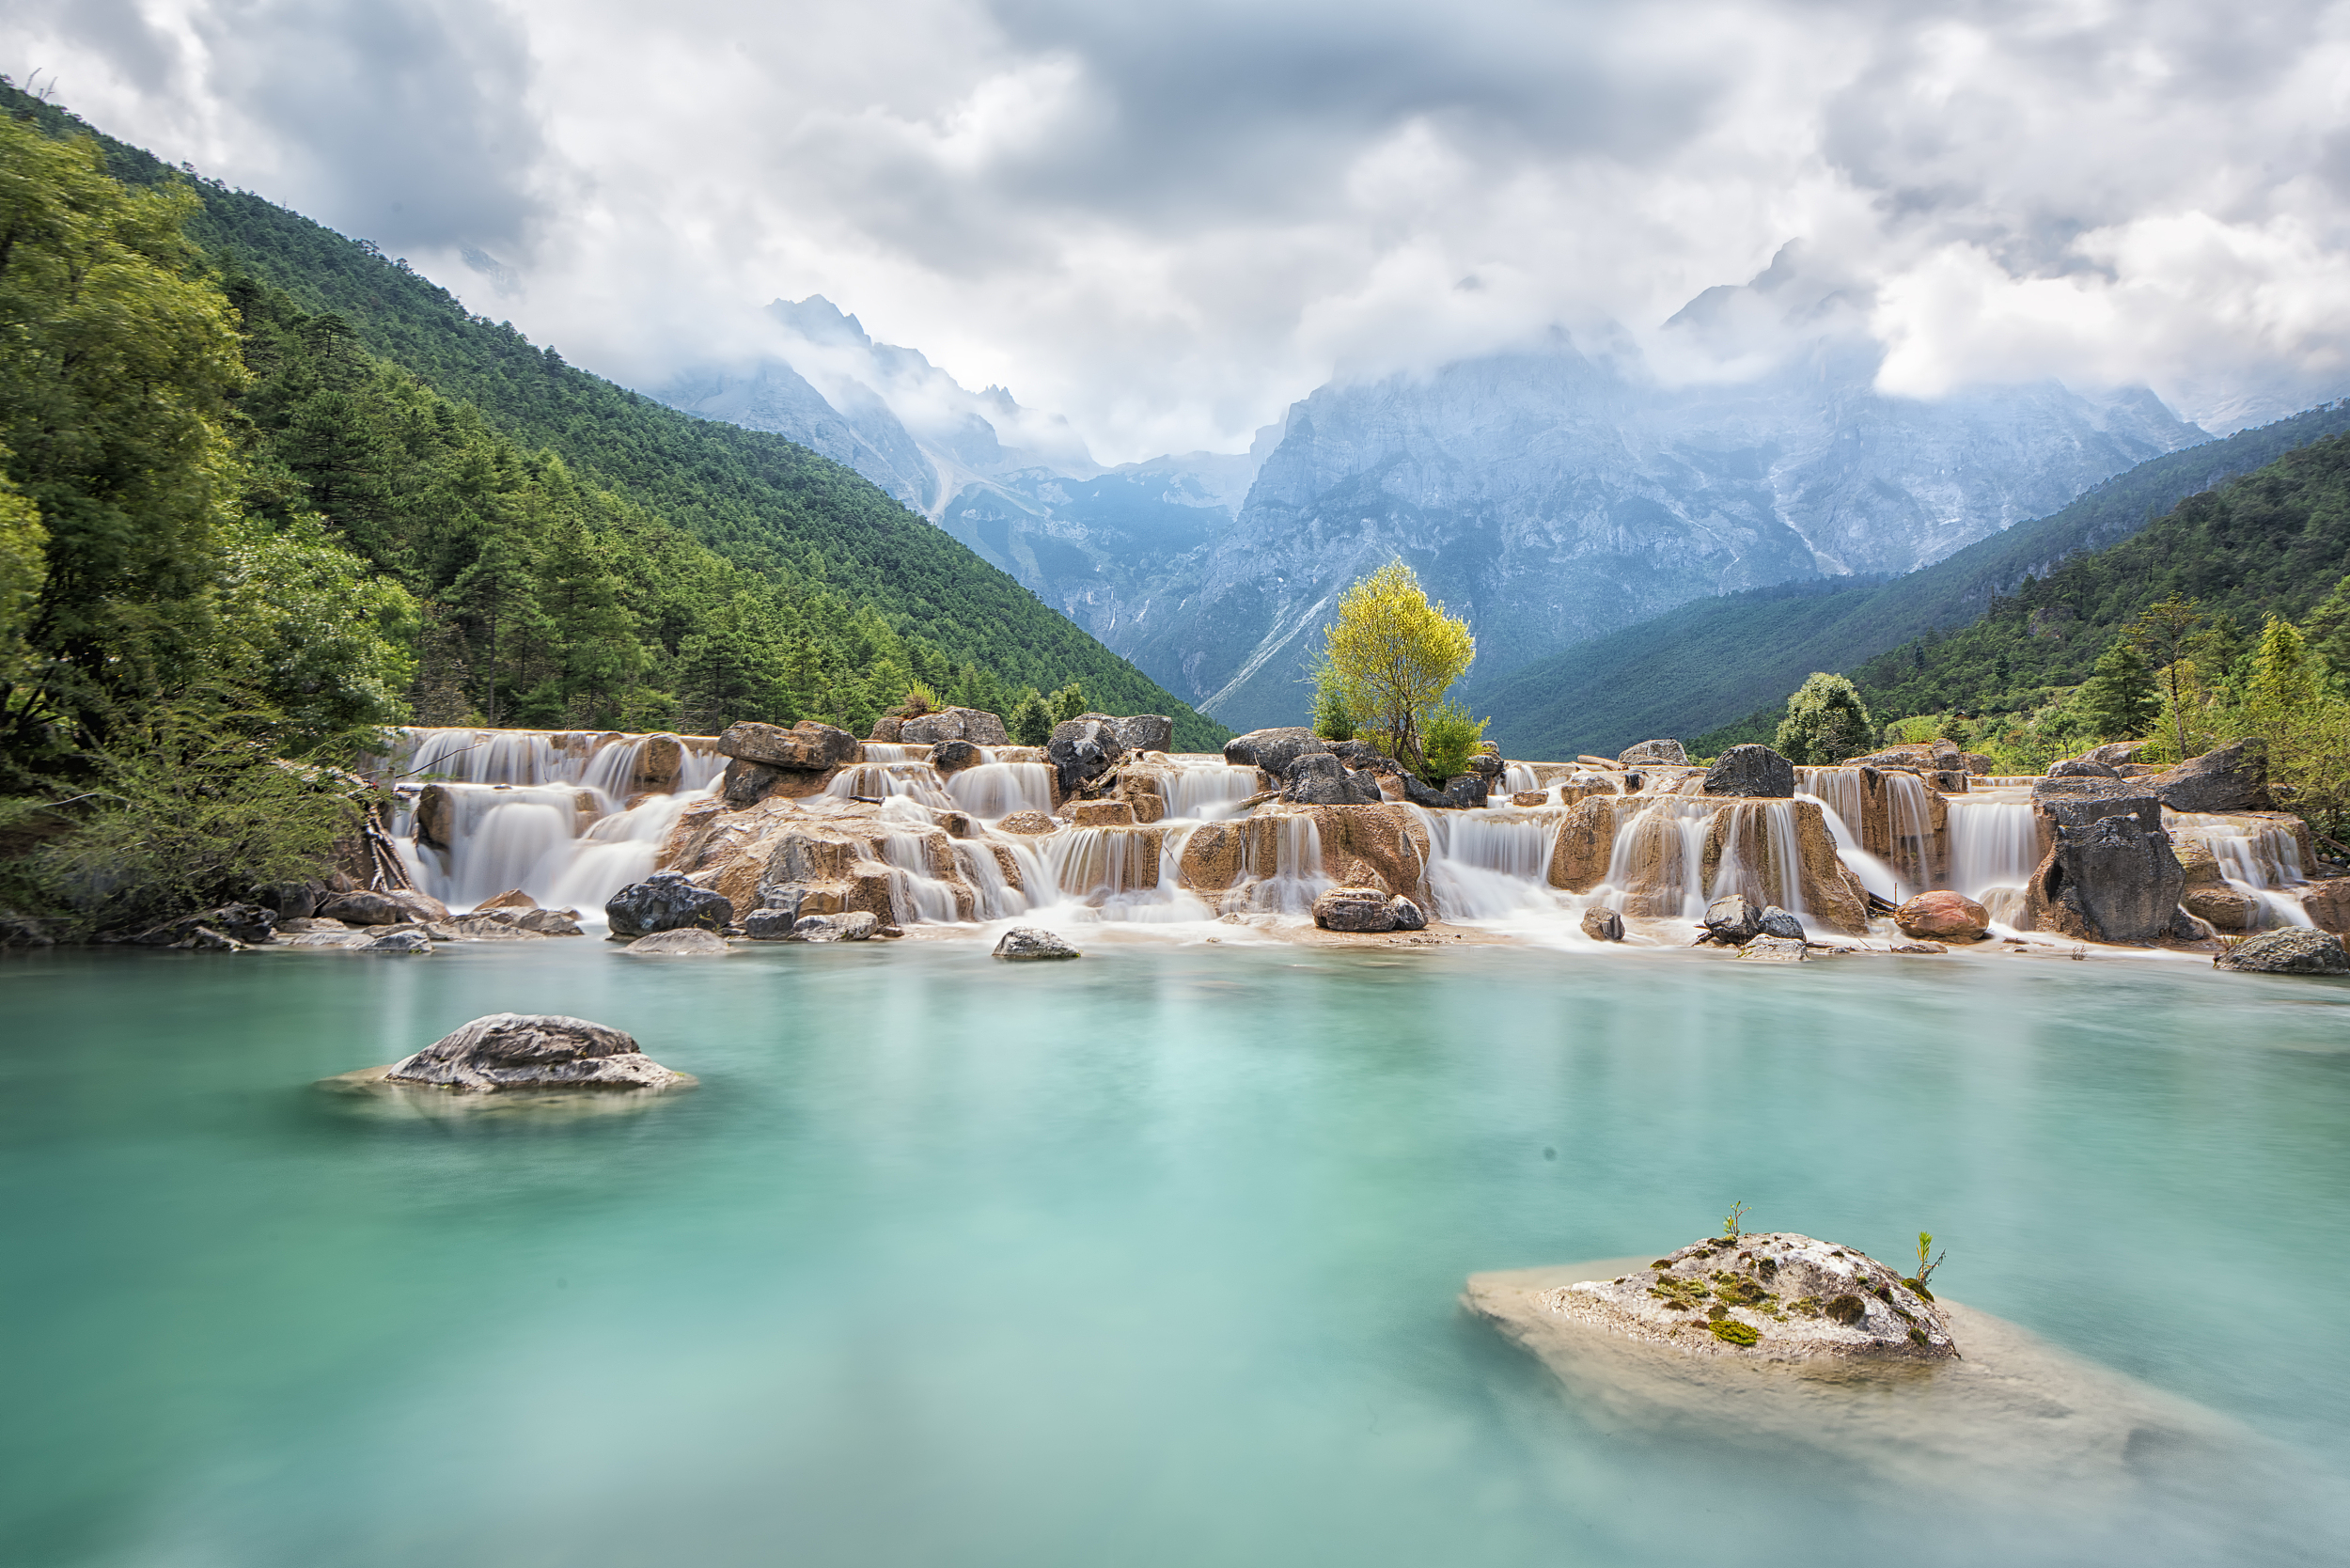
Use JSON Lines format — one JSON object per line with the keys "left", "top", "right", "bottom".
{"left": 16, "top": 0, "right": 2350, "bottom": 457}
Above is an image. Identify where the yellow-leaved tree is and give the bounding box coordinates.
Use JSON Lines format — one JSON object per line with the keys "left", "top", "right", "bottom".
{"left": 1316, "top": 559, "right": 1476, "bottom": 774}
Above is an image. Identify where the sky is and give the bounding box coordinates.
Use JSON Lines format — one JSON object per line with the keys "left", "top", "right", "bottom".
{"left": 17, "top": 0, "right": 2350, "bottom": 461}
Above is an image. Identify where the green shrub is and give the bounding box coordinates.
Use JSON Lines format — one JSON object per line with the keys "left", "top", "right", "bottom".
{"left": 1419, "top": 702, "right": 1489, "bottom": 782}
{"left": 1773, "top": 673, "right": 1874, "bottom": 763}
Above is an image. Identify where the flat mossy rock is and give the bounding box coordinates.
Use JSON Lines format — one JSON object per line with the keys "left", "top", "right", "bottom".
{"left": 1522, "top": 1232, "right": 1956, "bottom": 1361}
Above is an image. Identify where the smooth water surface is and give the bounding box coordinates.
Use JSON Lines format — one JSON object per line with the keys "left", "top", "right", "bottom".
{"left": 5, "top": 940, "right": 2349, "bottom": 1566}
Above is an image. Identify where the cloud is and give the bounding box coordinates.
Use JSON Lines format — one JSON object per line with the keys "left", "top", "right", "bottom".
{"left": 16, "top": 0, "right": 2350, "bottom": 456}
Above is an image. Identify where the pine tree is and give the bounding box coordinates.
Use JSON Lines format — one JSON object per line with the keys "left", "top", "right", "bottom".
{"left": 2076, "top": 638, "right": 2159, "bottom": 741}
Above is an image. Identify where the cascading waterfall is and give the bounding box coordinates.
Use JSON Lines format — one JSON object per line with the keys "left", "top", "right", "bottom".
{"left": 1796, "top": 768, "right": 1866, "bottom": 841}
{"left": 2170, "top": 812, "right": 2313, "bottom": 928}
{"left": 1795, "top": 792, "right": 1902, "bottom": 904}
{"left": 1947, "top": 797, "right": 2041, "bottom": 929}
{"left": 1705, "top": 800, "right": 1809, "bottom": 915}
{"left": 946, "top": 762, "right": 1055, "bottom": 819}
{"left": 1414, "top": 807, "right": 1571, "bottom": 920}
{"left": 1163, "top": 760, "right": 1261, "bottom": 821}
{"left": 1591, "top": 798, "right": 1718, "bottom": 919}
{"left": 380, "top": 726, "right": 722, "bottom": 919}
{"left": 1881, "top": 772, "right": 1935, "bottom": 898}
{"left": 827, "top": 762, "right": 955, "bottom": 808}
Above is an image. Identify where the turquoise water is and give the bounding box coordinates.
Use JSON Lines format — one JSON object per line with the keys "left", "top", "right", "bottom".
{"left": 5, "top": 940, "right": 2348, "bottom": 1566}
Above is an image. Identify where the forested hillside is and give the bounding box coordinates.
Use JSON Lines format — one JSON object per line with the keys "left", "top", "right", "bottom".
{"left": 1473, "top": 402, "right": 2350, "bottom": 758}
{"left": 0, "top": 79, "right": 1223, "bottom": 750}
{"left": 1694, "top": 431, "right": 2350, "bottom": 753}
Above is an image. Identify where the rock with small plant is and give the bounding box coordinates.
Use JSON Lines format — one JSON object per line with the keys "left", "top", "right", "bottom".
{"left": 1528, "top": 1215, "right": 1957, "bottom": 1360}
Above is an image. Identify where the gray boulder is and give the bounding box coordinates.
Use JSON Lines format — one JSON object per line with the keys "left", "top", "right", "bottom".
{"left": 2144, "top": 739, "right": 2271, "bottom": 813}
{"left": 716, "top": 719, "right": 857, "bottom": 771}
{"left": 1703, "top": 894, "right": 1764, "bottom": 944}
{"left": 255, "top": 882, "right": 321, "bottom": 920}
{"left": 2216, "top": 927, "right": 2350, "bottom": 975}
{"left": 1387, "top": 896, "right": 1429, "bottom": 931}
{"left": 994, "top": 926, "right": 1081, "bottom": 961}
{"left": 1312, "top": 886, "right": 1399, "bottom": 933}
{"left": 625, "top": 928, "right": 731, "bottom": 955}
{"left": 2048, "top": 756, "right": 2122, "bottom": 778}
{"left": 2083, "top": 741, "right": 2149, "bottom": 768}
{"left": 1438, "top": 775, "right": 1492, "bottom": 808}
{"left": 901, "top": 707, "right": 1010, "bottom": 746}
{"left": 928, "top": 739, "right": 984, "bottom": 775}
{"left": 605, "top": 870, "right": 734, "bottom": 938}
{"left": 1758, "top": 905, "right": 1808, "bottom": 941}
{"left": 1047, "top": 714, "right": 1130, "bottom": 795}
{"left": 1222, "top": 727, "right": 1329, "bottom": 779}
{"left": 1734, "top": 933, "right": 1810, "bottom": 963}
{"left": 446, "top": 915, "right": 551, "bottom": 941}
{"left": 1282, "top": 753, "right": 1383, "bottom": 806}
{"left": 1702, "top": 745, "right": 1796, "bottom": 799}
{"left": 384, "top": 1012, "right": 689, "bottom": 1091}
{"left": 2026, "top": 794, "right": 2185, "bottom": 945}
{"left": 361, "top": 929, "right": 432, "bottom": 953}
{"left": 1467, "top": 753, "right": 1506, "bottom": 779}
{"left": 1105, "top": 714, "right": 1174, "bottom": 754}
{"left": 786, "top": 911, "right": 880, "bottom": 943}
{"left": 1328, "top": 740, "right": 1401, "bottom": 774}
{"left": 509, "top": 907, "right": 584, "bottom": 936}
{"left": 720, "top": 758, "right": 787, "bottom": 809}
{"left": 1398, "top": 773, "right": 1449, "bottom": 808}
{"left": 320, "top": 888, "right": 449, "bottom": 927}
{"left": 1619, "top": 739, "right": 1689, "bottom": 766}
{"left": 1581, "top": 905, "right": 1625, "bottom": 942}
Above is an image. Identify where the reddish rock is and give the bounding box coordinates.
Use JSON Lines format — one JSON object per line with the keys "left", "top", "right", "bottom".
{"left": 1893, "top": 890, "right": 1990, "bottom": 943}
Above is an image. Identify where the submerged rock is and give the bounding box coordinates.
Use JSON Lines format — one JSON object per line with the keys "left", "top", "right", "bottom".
{"left": 1701, "top": 745, "right": 1796, "bottom": 799}
{"left": 1312, "top": 886, "right": 1399, "bottom": 933}
{"left": 994, "top": 926, "right": 1081, "bottom": 961}
{"left": 382, "top": 1012, "right": 690, "bottom": 1091}
{"left": 1581, "top": 906, "right": 1625, "bottom": 942}
{"left": 1894, "top": 891, "right": 1990, "bottom": 943}
{"left": 605, "top": 870, "right": 734, "bottom": 938}
{"left": 320, "top": 888, "right": 449, "bottom": 927}
{"left": 624, "top": 928, "right": 731, "bottom": 955}
{"left": 1734, "top": 934, "right": 1810, "bottom": 963}
{"left": 446, "top": 915, "right": 551, "bottom": 941}
{"left": 1514, "top": 1231, "right": 1955, "bottom": 1360}
{"left": 2215, "top": 927, "right": 2350, "bottom": 975}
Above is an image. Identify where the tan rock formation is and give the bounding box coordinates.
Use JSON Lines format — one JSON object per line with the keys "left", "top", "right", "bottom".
{"left": 2176, "top": 839, "right": 2255, "bottom": 933}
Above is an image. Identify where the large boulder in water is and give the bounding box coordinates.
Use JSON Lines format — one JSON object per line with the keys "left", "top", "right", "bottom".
{"left": 605, "top": 870, "right": 734, "bottom": 937}
{"left": 624, "top": 928, "right": 731, "bottom": 955}
{"left": 1703, "top": 893, "right": 1764, "bottom": 944}
{"left": 1047, "top": 714, "right": 1129, "bottom": 795}
{"left": 1618, "top": 739, "right": 1688, "bottom": 766}
{"left": 1894, "top": 891, "right": 1990, "bottom": 943}
{"left": 994, "top": 926, "right": 1081, "bottom": 961}
{"left": 383, "top": 1013, "right": 691, "bottom": 1091}
{"left": 901, "top": 707, "right": 1010, "bottom": 746}
{"left": 2215, "top": 927, "right": 2350, "bottom": 974}
{"left": 1312, "top": 886, "right": 1399, "bottom": 933}
{"left": 1282, "top": 752, "right": 1383, "bottom": 806}
{"left": 716, "top": 719, "right": 857, "bottom": 771}
{"left": 1222, "top": 727, "right": 1327, "bottom": 779}
{"left": 2024, "top": 794, "right": 2184, "bottom": 945}
{"left": 1477, "top": 1231, "right": 1957, "bottom": 1360}
{"left": 1702, "top": 745, "right": 1796, "bottom": 799}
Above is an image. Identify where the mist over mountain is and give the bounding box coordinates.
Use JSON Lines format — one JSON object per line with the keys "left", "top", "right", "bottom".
{"left": 655, "top": 295, "right": 2205, "bottom": 734}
